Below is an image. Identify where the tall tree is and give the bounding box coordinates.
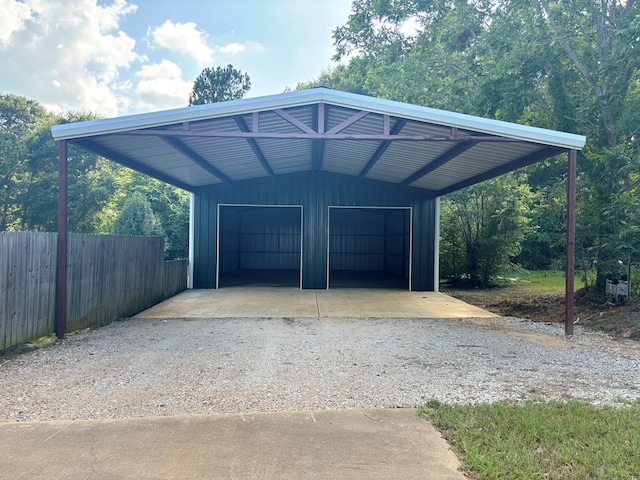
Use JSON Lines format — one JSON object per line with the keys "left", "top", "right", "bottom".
{"left": 0, "top": 94, "right": 48, "bottom": 230}
{"left": 330, "top": 0, "right": 640, "bottom": 285}
{"left": 112, "top": 192, "right": 163, "bottom": 237}
{"left": 440, "top": 174, "right": 533, "bottom": 286}
{"left": 188, "top": 65, "right": 251, "bottom": 105}
{"left": 106, "top": 169, "right": 189, "bottom": 259}
{"left": 0, "top": 95, "right": 115, "bottom": 232}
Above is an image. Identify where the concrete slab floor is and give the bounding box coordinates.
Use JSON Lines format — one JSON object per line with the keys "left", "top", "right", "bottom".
{"left": 0, "top": 409, "right": 465, "bottom": 480}
{"left": 136, "top": 288, "right": 497, "bottom": 319}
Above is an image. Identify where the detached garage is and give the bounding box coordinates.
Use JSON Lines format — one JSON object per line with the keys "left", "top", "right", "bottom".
{"left": 52, "top": 87, "right": 585, "bottom": 322}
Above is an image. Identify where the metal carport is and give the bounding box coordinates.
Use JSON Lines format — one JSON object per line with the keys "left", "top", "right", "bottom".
{"left": 51, "top": 87, "right": 585, "bottom": 336}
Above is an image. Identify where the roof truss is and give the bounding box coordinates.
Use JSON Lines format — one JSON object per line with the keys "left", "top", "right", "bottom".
{"left": 98, "top": 105, "right": 547, "bottom": 193}
{"left": 56, "top": 88, "right": 584, "bottom": 195}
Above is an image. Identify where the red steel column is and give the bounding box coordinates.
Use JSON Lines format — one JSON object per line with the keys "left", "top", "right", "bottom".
{"left": 565, "top": 149, "right": 577, "bottom": 336}
{"left": 55, "top": 140, "right": 68, "bottom": 339}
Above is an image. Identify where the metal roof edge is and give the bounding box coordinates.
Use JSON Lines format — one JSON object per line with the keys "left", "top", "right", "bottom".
{"left": 51, "top": 87, "right": 586, "bottom": 150}
{"left": 315, "top": 89, "right": 586, "bottom": 150}
{"left": 50, "top": 89, "right": 324, "bottom": 140}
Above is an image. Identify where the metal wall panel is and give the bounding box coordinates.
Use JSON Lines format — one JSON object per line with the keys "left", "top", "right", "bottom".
{"left": 237, "top": 207, "right": 301, "bottom": 270}
{"left": 193, "top": 171, "right": 436, "bottom": 290}
{"left": 384, "top": 210, "right": 410, "bottom": 278}
{"left": 219, "top": 207, "right": 239, "bottom": 274}
{"left": 330, "top": 210, "right": 385, "bottom": 270}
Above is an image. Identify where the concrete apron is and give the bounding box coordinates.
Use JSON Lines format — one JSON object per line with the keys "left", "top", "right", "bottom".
{"left": 136, "top": 288, "right": 497, "bottom": 319}
{"left": 0, "top": 409, "right": 465, "bottom": 480}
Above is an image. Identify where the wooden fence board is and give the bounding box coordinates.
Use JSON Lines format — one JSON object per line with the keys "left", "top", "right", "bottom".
{"left": 1, "top": 232, "right": 187, "bottom": 351}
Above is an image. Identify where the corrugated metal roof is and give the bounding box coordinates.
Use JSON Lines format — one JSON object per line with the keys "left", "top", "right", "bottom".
{"left": 51, "top": 88, "right": 586, "bottom": 195}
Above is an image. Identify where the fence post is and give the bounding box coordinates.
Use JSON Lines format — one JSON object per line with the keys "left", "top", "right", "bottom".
{"left": 565, "top": 149, "right": 576, "bottom": 336}
{"left": 56, "top": 140, "right": 68, "bottom": 339}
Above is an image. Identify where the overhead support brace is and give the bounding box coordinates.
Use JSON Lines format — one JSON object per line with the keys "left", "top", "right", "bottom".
{"left": 273, "top": 109, "right": 316, "bottom": 134}
{"left": 399, "top": 141, "right": 478, "bottom": 187}
{"left": 325, "top": 110, "right": 369, "bottom": 134}
{"left": 312, "top": 103, "right": 327, "bottom": 170}
{"left": 358, "top": 119, "right": 408, "bottom": 179}
{"left": 565, "top": 149, "right": 577, "bottom": 336}
{"left": 123, "top": 128, "right": 530, "bottom": 142}
{"left": 161, "top": 137, "right": 233, "bottom": 184}
{"left": 56, "top": 140, "right": 68, "bottom": 339}
{"left": 234, "top": 116, "right": 275, "bottom": 177}
{"left": 435, "top": 146, "right": 562, "bottom": 197}
{"left": 75, "top": 139, "right": 193, "bottom": 192}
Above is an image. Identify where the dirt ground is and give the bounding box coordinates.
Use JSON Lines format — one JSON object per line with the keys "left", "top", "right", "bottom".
{"left": 442, "top": 285, "right": 640, "bottom": 341}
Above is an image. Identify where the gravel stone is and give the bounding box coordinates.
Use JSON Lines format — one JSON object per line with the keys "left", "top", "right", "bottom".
{"left": 1, "top": 315, "right": 639, "bottom": 422}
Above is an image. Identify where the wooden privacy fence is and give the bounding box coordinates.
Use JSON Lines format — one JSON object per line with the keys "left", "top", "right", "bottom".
{"left": 1, "top": 232, "right": 187, "bottom": 351}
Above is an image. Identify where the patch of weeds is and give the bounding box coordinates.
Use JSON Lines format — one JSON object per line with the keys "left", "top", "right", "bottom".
{"left": 30, "top": 334, "right": 57, "bottom": 348}
{"left": 420, "top": 399, "right": 640, "bottom": 479}
{"left": 0, "top": 334, "right": 57, "bottom": 362}
{"left": 66, "top": 327, "right": 91, "bottom": 337}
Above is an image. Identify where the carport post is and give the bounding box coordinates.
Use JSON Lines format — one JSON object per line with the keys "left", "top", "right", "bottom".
{"left": 565, "top": 149, "right": 577, "bottom": 336}
{"left": 55, "top": 140, "right": 68, "bottom": 339}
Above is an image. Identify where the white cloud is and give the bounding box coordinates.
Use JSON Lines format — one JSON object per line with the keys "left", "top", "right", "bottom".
{"left": 0, "top": 0, "right": 32, "bottom": 47}
{"left": 0, "top": 0, "right": 140, "bottom": 116}
{"left": 133, "top": 60, "right": 192, "bottom": 111}
{"left": 218, "top": 42, "right": 246, "bottom": 56}
{"left": 149, "top": 20, "right": 214, "bottom": 66}
{"left": 217, "top": 40, "right": 266, "bottom": 57}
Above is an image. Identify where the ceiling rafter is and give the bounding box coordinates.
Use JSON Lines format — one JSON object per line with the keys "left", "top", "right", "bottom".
{"left": 434, "top": 146, "right": 563, "bottom": 196}
{"left": 234, "top": 116, "right": 275, "bottom": 177}
{"left": 74, "top": 139, "right": 194, "bottom": 192}
{"left": 161, "top": 136, "right": 233, "bottom": 184}
{"left": 358, "top": 119, "right": 408, "bottom": 179}
{"left": 399, "top": 142, "right": 478, "bottom": 187}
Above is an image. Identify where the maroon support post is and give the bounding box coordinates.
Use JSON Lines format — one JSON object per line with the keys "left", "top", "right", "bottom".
{"left": 55, "top": 140, "right": 68, "bottom": 339}
{"left": 565, "top": 149, "right": 577, "bottom": 336}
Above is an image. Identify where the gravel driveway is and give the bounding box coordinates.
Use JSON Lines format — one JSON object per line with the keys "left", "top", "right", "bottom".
{"left": 1, "top": 316, "right": 639, "bottom": 422}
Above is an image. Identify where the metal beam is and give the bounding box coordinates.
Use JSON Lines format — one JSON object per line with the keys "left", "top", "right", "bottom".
{"left": 312, "top": 104, "right": 326, "bottom": 170}
{"left": 56, "top": 140, "right": 68, "bottom": 340}
{"left": 358, "top": 119, "right": 408, "bottom": 179}
{"left": 565, "top": 149, "right": 577, "bottom": 336}
{"left": 161, "top": 136, "right": 233, "bottom": 184}
{"left": 121, "top": 128, "right": 526, "bottom": 143}
{"left": 317, "top": 103, "right": 325, "bottom": 134}
{"left": 75, "top": 139, "right": 195, "bottom": 192}
{"left": 234, "top": 116, "right": 275, "bottom": 177}
{"left": 325, "top": 110, "right": 369, "bottom": 134}
{"left": 273, "top": 109, "right": 316, "bottom": 134}
{"left": 399, "top": 141, "right": 478, "bottom": 187}
{"left": 434, "top": 146, "right": 563, "bottom": 196}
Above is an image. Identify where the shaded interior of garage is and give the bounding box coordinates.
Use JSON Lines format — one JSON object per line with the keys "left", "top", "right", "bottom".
{"left": 328, "top": 207, "right": 410, "bottom": 289}
{"left": 218, "top": 205, "right": 302, "bottom": 288}
{"left": 194, "top": 172, "right": 436, "bottom": 290}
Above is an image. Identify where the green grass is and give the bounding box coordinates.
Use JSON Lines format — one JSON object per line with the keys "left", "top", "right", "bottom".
{"left": 420, "top": 399, "right": 640, "bottom": 479}
{"left": 513, "top": 270, "right": 568, "bottom": 293}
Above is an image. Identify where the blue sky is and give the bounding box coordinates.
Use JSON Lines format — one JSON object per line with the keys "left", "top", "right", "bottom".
{"left": 0, "top": 0, "right": 353, "bottom": 116}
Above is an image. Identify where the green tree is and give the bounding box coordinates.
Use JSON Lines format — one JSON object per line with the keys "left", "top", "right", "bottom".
{"left": 440, "top": 174, "right": 533, "bottom": 286}
{"left": 112, "top": 192, "right": 164, "bottom": 237}
{"left": 188, "top": 65, "right": 251, "bottom": 105}
{"left": 0, "top": 95, "right": 115, "bottom": 232}
{"left": 0, "top": 94, "right": 48, "bottom": 230}
{"left": 106, "top": 169, "right": 189, "bottom": 259}
{"left": 331, "top": 0, "right": 640, "bottom": 284}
